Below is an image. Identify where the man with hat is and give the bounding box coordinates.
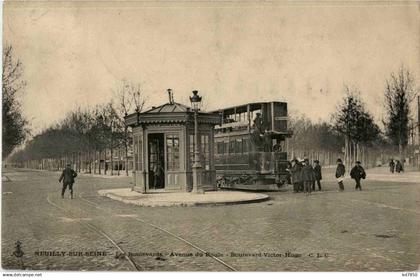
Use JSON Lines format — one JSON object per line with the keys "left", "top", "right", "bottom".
{"left": 290, "top": 158, "right": 302, "bottom": 193}
{"left": 335, "top": 158, "right": 345, "bottom": 191}
{"left": 312, "top": 160, "right": 322, "bottom": 191}
{"left": 389, "top": 159, "right": 395, "bottom": 174}
{"left": 301, "top": 158, "right": 315, "bottom": 195}
{"left": 350, "top": 161, "right": 366, "bottom": 191}
{"left": 58, "top": 164, "right": 78, "bottom": 199}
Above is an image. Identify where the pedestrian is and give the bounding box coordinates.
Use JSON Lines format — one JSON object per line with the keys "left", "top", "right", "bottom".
{"left": 152, "top": 161, "right": 164, "bottom": 189}
{"left": 395, "top": 160, "right": 403, "bottom": 173}
{"left": 389, "top": 159, "right": 395, "bottom": 174}
{"left": 335, "top": 158, "right": 346, "bottom": 191}
{"left": 313, "top": 160, "right": 322, "bottom": 191}
{"left": 298, "top": 158, "right": 305, "bottom": 192}
{"left": 301, "top": 158, "right": 314, "bottom": 195}
{"left": 286, "top": 160, "right": 292, "bottom": 185}
{"left": 350, "top": 161, "right": 366, "bottom": 191}
{"left": 290, "top": 158, "right": 302, "bottom": 193}
{"left": 58, "top": 164, "right": 78, "bottom": 199}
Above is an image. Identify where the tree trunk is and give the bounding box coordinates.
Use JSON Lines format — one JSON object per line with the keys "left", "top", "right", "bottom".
{"left": 117, "top": 147, "right": 121, "bottom": 176}
{"left": 125, "top": 143, "right": 129, "bottom": 176}
{"left": 88, "top": 150, "right": 92, "bottom": 173}
{"left": 111, "top": 146, "right": 114, "bottom": 176}
{"left": 98, "top": 150, "right": 102, "bottom": 175}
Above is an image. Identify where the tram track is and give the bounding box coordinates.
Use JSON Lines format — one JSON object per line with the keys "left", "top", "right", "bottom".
{"left": 46, "top": 192, "right": 237, "bottom": 271}
{"left": 78, "top": 193, "right": 238, "bottom": 271}
{"left": 46, "top": 193, "right": 142, "bottom": 271}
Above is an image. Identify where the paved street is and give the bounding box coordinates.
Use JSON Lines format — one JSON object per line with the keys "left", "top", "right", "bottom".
{"left": 2, "top": 167, "right": 419, "bottom": 271}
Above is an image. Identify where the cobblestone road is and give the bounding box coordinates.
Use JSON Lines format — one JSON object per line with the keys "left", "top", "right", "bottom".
{"left": 2, "top": 167, "right": 419, "bottom": 271}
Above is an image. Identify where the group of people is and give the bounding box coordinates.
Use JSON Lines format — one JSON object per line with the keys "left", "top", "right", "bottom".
{"left": 288, "top": 158, "right": 322, "bottom": 195}
{"left": 288, "top": 158, "right": 367, "bottom": 195}
{"left": 389, "top": 159, "right": 404, "bottom": 174}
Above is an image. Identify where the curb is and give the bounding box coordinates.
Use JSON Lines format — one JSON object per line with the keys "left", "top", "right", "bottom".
{"left": 98, "top": 191, "right": 270, "bottom": 207}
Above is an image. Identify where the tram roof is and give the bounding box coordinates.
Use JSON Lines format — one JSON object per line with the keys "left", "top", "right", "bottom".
{"left": 210, "top": 101, "right": 287, "bottom": 115}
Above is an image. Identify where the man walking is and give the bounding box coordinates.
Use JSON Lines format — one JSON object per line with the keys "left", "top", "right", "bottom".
{"left": 301, "top": 158, "right": 315, "bottom": 196}
{"left": 58, "top": 164, "right": 78, "bottom": 199}
{"left": 350, "top": 161, "right": 366, "bottom": 191}
{"left": 312, "top": 160, "right": 322, "bottom": 191}
{"left": 335, "top": 158, "right": 345, "bottom": 191}
{"left": 389, "top": 159, "right": 395, "bottom": 173}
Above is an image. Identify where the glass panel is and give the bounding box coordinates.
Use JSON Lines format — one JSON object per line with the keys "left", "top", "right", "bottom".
{"left": 216, "top": 142, "right": 224, "bottom": 155}
{"left": 166, "top": 135, "right": 180, "bottom": 171}
{"left": 242, "top": 138, "right": 249, "bottom": 153}
{"left": 189, "top": 134, "right": 195, "bottom": 165}
{"left": 235, "top": 138, "right": 242, "bottom": 153}
{"left": 133, "top": 135, "right": 143, "bottom": 171}
{"left": 201, "top": 134, "right": 210, "bottom": 170}
{"left": 138, "top": 135, "right": 143, "bottom": 171}
{"left": 229, "top": 140, "right": 235, "bottom": 154}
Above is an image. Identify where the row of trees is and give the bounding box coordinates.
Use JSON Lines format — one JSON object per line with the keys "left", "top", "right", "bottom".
{"left": 3, "top": 42, "right": 418, "bottom": 170}
{"left": 288, "top": 66, "right": 418, "bottom": 167}
{"left": 9, "top": 80, "right": 146, "bottom": 175}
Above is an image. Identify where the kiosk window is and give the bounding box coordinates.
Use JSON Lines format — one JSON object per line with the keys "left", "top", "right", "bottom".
{"left": 134, "top": 135, "right": 143, "bottom": 171}
{"left": 201, "top": 135, "right": 210, "bottom": 170}
{"left": 166, "top": 135, "right": 180, "bottom": 170}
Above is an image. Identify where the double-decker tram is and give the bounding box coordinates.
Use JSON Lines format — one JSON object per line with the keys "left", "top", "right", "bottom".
{"left": 212, "top": 101, "right": 292, "bottom": 191}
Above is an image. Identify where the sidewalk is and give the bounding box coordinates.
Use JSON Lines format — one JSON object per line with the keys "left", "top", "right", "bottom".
{"left": 97, "top": 188, "right": 269, "bottom": 207}
{"left": 365, "top": 167, "right": 420, "bottom": 184}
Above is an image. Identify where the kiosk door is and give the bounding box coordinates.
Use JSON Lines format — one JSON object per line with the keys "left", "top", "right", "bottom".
{"left": 148, "top": 133, "right": 165, "bottom": 189}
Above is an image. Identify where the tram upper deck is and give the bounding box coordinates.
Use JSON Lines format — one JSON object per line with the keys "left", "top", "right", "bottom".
{"left": 213, "top": 101, "right": 292, "bottom": 138}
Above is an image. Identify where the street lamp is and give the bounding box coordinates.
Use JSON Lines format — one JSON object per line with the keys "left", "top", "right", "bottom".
{"left": 190, "top": 90, "right": 204, "bottom": 194}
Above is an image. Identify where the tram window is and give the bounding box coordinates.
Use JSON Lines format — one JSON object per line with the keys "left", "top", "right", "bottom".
{"left": 242, "top": 138, "right": 249, "bottom": 153}
{"left": 238, "top": 112, "right": 247, "bottom": 122}
{"left": 224, "top": 141, "right": 229, "bottom": 154}
{"left": 229, "top": 140, "right": 235, "bottom": 154}
{"left": 235, "top": 139, "right": 242, "bottom": 153}
{"left": 166, "top": 135, "right": 180, "bottom": 170}
{"left": 251, "top": 109, "right": 262, "bottom": 121}
{"left": 216, "top": 142, "right": 224, "bottom": 155}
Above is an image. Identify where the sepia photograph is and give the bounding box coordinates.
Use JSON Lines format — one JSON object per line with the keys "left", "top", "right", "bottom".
{"left": 1, "top": 0, "right": 419, "bottom": 273}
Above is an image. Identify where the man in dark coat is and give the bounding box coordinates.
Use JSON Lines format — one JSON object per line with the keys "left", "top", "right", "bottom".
{"left": 350, "top": 161, "right": 366, "bottom": 191}
{"left": 389, "top": 159, "right": 395, "bottom": 173}
{"left": 59, "top": 164, "right": 78, "bottom": 199}
{"left": 395, "top": 160, "right": 404, "bottom": 173}
{"left": 335, "top": 158, "right": 345, "bottom": 191}
{"left": 312, "top": 160, "right": 322, "bottom": 191}
{"left": 290, "top": 159, "right": 302, "bottom": 193}
{"left": 301, "top": 158, "right": 315, "bottom": 195}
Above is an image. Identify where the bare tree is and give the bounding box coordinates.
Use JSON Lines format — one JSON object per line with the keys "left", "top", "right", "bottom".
{"left": 114, "top": 80, "right": 147, "bottom": 176}
{"left": 333, "top": 85, "right": 380, "bottom": 167}
{"left": 2, "top": 44, "right": 29, "bottom": 158}
{"left": 383, "top": 66, "right": 418, "bottom": 157}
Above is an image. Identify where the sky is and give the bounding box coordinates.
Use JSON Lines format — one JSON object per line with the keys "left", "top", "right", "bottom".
{"left": 3, "top": 1, "right": 419, "bottom": 135}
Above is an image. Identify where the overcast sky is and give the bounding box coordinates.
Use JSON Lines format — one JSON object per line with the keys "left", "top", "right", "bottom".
{"left": 3, "top": 2, "right": 419, "bottom": 134}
